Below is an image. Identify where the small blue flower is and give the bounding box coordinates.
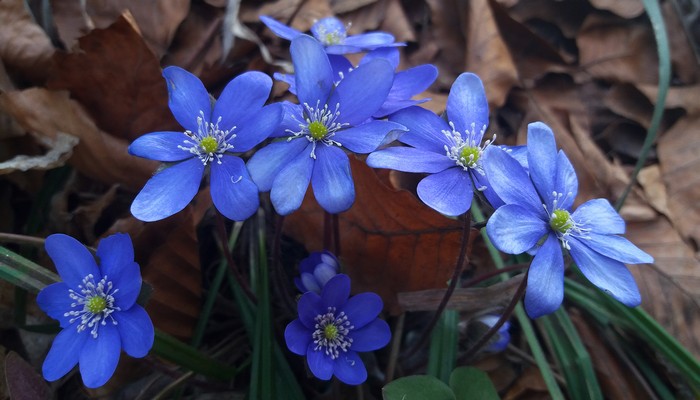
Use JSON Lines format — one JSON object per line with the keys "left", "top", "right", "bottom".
{"left": 367, "top": 73, "right": 507, "bottom": 216}
{"left": 247, "top": 36, "right": 405, "bottom": 215}
{"left": 260, "top": 15, "right": 403, "bottom": 54}
{"left": 129, "top": 66, "right": 281, "bottom": 222}
{"left": 484, "top": 122, "right": 654, "bottom": 319}
{"left": 475, "top": 315, "right": 511, "bottom": 352}
{"left": 275, "top": 47, "right": 438, "bottom": 119}
{"left": 37, "top": 233, "right": 154, "bottom": 388}
{"left": 285, "top": 274, "right": 391, "bottom": 385}
{"left": 294, "top": 250, "right": 340, "bottom": 294}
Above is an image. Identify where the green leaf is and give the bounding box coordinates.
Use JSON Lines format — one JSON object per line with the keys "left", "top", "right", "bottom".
{"left": 449, "top": 367, "right": 499, "bottom": 400}
{"left": 151, "top": 329, "right": 236, "bottom": 380}
{"left": 383, "top": 375, "right": 456, "bottom": 400}
{"left": 428, "top": 309, "right": 459, "bottom": 383}
{"left": 0, "top": 246, "right": 58, "bottom": 293}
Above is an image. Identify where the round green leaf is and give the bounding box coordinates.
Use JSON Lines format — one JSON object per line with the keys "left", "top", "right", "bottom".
{"left": 449, "top": 367, "right": 500, "bottom": 400}
{"left": 383, "top": 375, "right": 456, "bottom": 400}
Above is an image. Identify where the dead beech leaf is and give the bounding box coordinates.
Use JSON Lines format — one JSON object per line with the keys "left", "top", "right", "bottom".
{"left": 4, "top": 351, "right": 51, "bottom": 400}
{"left": 0, "top": 88, "right": 157, "bottom": 190}
{"left": 0, "top": 0, "right": 54, "bottom": 83}
{"left": 637, "top": 165, "right": 671, "bottom": 218}
{"left": 283, "top": 157, "right": 463, "bottom": 314}
{"left": 589, "top": 0, "right": 644, "bottom": 18}
{"left": 47, "top": 13, "right": 178, "bottom": 142}
{"left": 0, "top": 132, "right": 78, "bottom": 174}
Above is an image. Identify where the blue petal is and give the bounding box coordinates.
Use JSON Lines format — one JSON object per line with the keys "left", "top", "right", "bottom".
{"left": 163, "top": 66, "right": 211, "bottom": 132}
{"left": 284, "top": 319, "right": 312, "bottom": 356}
{"left": 306, "top": 344, "right": 334, "bottom": 380}
{"left": 247, "top": 137, "right": 309, "bottom": 191}
{"left": 45, "top": 234, "right": 100, "bottom": 289}
{"left": 329, "top": 54, "right": 353, "bottom": 78}
{"left": 569, "top": 237, "right": 642, "bottom": 307}
{"left": 114, "top": 305, "right": 154, "bottom": 358}
{"left": 343, "top": 32, "right": 398, "bottom": 48}
{"left": 482, "top": 146, "right": 544, "bottom": 216}
{"left": 389, "top": 64, "right": 438, "bottom": 99}
{"left": 231, "top": 104, "right": 284, "bottom": 153}
{"left": 471, "top": 169, "right": 504, "bottom": 209}
{"left": 321, "top": 274, "right": 351, "bottom": 310}
{"left": 446, "top": 73, "right": 489, "bottom": 138}
{"left": 274, "top": 72, "right": 296, "bottom": 94}
{"left": 486, "top": 204, "right": 548, "bottom": 254}
{"left": 311, "top": 17, "right": 347, "bottom": 43}
{"left": 300, "top": 272, "right": 321, "bottom": 293}
{"left": 270, "top": 101, "right": 304, "bottom": 138}
{"left": 130, "top": 157, "right": 204, "bottom": 222}
{"left": 325, "top": 45, "right": 364, "bottom": 55}
{"left": 417, "top": 167, "right": 473, "bottom": 216}
{"left": 333, "top": 120, "right": 406, "bottom": 154}
{"left": 312, "top": 146, "right": 354, "bottom": 214}
{"left": 524, "top": 235, "right": 564, "bottom": 319}
{"left": 553, "top": 151, "right": 578, "bottom": 210}
{"left": 260, "top": 15, "right": 302, "bottom": 41}
{"left": 213, "top": 71, "right": 272, "bottom": 131}
{"left": 79, "top": 323, "right": 121, "bottom": 388}
{"left": 342, "top": 293, "right": 383, "bottom": 329}
{"left": 329, "top": 59, "right": 394, "bottom": 126}
{"left": 360, "top": 47, "right": 400, "bottom": 70}
{"left": 128, "top": 131, "right": 193, "bottom": 162}
{"left": 572, "top": 198, "right": 625, "bottom": 234}
{"left": 298, "top": 291, "right": 323, "bottom": 328}
{"left": 333, "top": 351, "right": 367, "bottom": 385}
{"left": 42, "top": 324, "right": 87, "bottom": 381}
{"left": 36, "top": 282, "right": 73, "bottom": 327}
{"left": 291, "top": 35, "right": 334, "bottom": 107}
{"left": 374, "top": 98, "right": 427, "bottom": 118}
{"left": 348, "top": 319, "right": 391, "bottom": 351}
{"left": 270, "top": 143, "right": 314, "bottom": 215}
{"left": 389, "top": 106, "right": 452, "bottom": 154}
{"left": 210, "top": 155, "right": 260, "bottom": 221}
{"left": 498, "top": 145, "right": 528, "bottom": 170}
{"left": 97, "top": 233, "right": 140, "bottom": 310}
{"left": 367, "top": 147, "right": 454, "bottom": 173}
{"left": 581, "top": 234, "right": 653, "bottom": 264}
{"left": 526, "top": 122, "right": 558, "bottom": 201}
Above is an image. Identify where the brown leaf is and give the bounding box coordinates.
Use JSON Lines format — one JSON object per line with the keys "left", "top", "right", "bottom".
{"left": 589, "top": 0, "right": 644, "bottom": 18}
{"left": 0, "top": 0, "right": 54, "bottom": 83}
{"left": 0, "top": 88, "right": 157, "bottom": 190}
{"left": 283, "top": 157, "right": 463, "bottom": 314}
{"left": 4, "top": 351, "right": 51, "bottom": 400}
{"left": 47, "top": 12, "right": 178, "bottom": 142}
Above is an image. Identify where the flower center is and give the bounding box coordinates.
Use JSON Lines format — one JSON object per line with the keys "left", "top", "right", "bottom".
{"left": 550, "top": 209, "right": 573, "bottom": 233}
{"left": 64, "top": 274, "right": 121, "bottom": 338}
{"left": 287, "top": 101, "right": 348, "bottom": 159}
{"left": 313, "top": 18, "right": 348, "bottom": 46}
{"left": 312, "top": 307, "right": 354, "bottom": 359}
{"left": 178, "top": 111, "right": 236, "bottom": 165}
{"left": 443, "top": 121, "right": 493, "bottom": 172}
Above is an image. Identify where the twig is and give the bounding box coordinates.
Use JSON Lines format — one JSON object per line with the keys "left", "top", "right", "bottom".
{"left": 214, "top": 211, "right": 256, "bottom": 303}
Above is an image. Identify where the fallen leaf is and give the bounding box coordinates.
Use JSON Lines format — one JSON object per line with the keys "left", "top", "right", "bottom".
{"left": 4, "top": 351, "right": 51, "bottom": 400}
{"left": 0, "top": 132, "right": 78, "bottom": 174}
{"left": 47, "top": 12, "right": 178, "bottom": 141}
{"left": 588, "top": 0, "right": 644, "bottom": 18}
{"left": 283, "top": 157, "right": 464, "bottom": 314}
{"left": 0, "top": 0, "right": 54, "bottom": 83}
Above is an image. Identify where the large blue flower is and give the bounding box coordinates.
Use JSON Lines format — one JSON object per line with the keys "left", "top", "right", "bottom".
{"left": 484, "top": 122, "right": 653, "bottom": 318}
{"left": 260, "top": 15, "right": 403, "bottom": 54}
{"left": 247, "top": 35, "right": 405, "bottom": 215}
{"left": 129, "top": 67, "right": 281, "bottom": 222}
{"left": 284, "top": 274, "right": 391, "bottom": 385}
{"left": 367, "top": 73, "right": 506, "bottom": 216}
{"left": 37, "top": 233, "right": 154, "bottom": 388}
{"left": 274, "top": 47, "right": 438, "bottom": 119}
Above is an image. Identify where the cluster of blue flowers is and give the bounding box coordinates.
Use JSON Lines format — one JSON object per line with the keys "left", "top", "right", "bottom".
{"left": 36, "top": 14, "right": 652, "bottom": 389}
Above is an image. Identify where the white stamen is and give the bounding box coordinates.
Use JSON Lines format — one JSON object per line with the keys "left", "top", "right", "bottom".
{"left": 442, "top": 121, "right": 494, "bottom": 174}
{"left": 543, "top": 191, "right": 591, "bottom": 250}
{"left": 286, "top": 101, "right": 348, "bottom": 159}
{"left": 64, "top": 274, "right": 120, "bottom": 338}
{"left": 312, "top": 307, "right": 354, "bottom": 359}
{"left": 178, "top": 111, "right": 236, "bottom": 165}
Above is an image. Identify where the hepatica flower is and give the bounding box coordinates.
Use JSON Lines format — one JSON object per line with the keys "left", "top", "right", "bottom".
{"left": 484, "top": 122, "right": 653, "bottom": 318}
{"left": 260, "top": 15, "right": 402, "bottom": 54}
{"left": 37, "top": 233, "right": 154, "bottom": 388}
{"left": 285, "top": 274, "right": 390, "bottom": 385}
{"left": 474, "top": 315, "right": 511, "bottom": 353}
{"left": 247, "top": 35, "right": 405, "bottom": 215}
{"left": 129, "top": 67, "right": 281, "bottom": 222}
{"left": 367, "top": 73, "right": 503, "bottom": 216}
{"left": 294, "top": 250, "right": 340, "bottom": 294}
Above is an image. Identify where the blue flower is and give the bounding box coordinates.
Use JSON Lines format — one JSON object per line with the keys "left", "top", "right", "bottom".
{"left": 275, "top": 47, "right": 438, "bottom": 119}
{"left": 36, "top": 233, "right": 154, "bottom": 388}
{"left": 294, "top": 250, "right": 340, "bottom": 294}
{"left": 367, "top": 73, "right": 506, "bottom": 216}
{"left": 474, "top": 315, "right": 511, "bottom": 352}
{"left": 484, "top": 122, "right": 653, "bottom": 318}
{"left": 128, "top": 66, "right": 281, "bottom": 222}
{"left": 260, "top": 15, "right": 403, "bottom": 54}
{"left": 284, "top": 274, "right": 391, "bottom": 385}
{"left": 247, "top": 35, "right": 405, "bottom": 215}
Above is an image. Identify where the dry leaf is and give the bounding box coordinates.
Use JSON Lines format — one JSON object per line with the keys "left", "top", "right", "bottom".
{"left": 589, "top": 0, "right": 644, "bottom": 18}
{"left": 47, "top": 13, "right": 178, "bottom": 141}
{"left": 0, "top": 0, "right": 54, "bottom": 83}
{"left": 284, "top": 157, "right": 464, "bottom": 314}
{"left": 0, "top": 132, "right": 78, "bottom": 174}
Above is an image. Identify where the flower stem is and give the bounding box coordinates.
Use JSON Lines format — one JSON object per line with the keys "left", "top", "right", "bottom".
{"left": 272, "top": 214, "right": 297, "bottom": 317}
{"left": 214, "top": 210, "right": 256, "bottom": 303}
{"left": 462, "top": 263, "right": 528, "bottom": 289}
{"left": 402, "top": 212, "right": 472, "bottom": 359}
